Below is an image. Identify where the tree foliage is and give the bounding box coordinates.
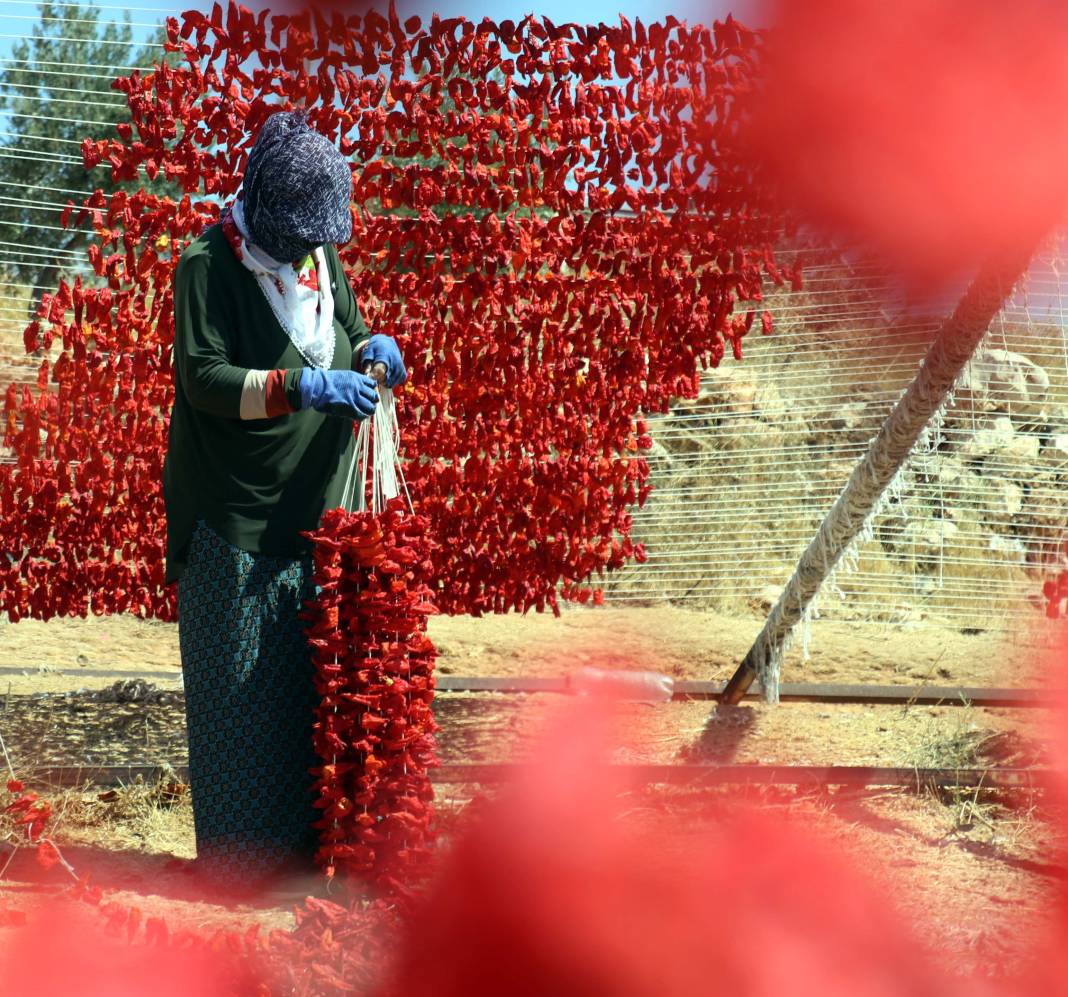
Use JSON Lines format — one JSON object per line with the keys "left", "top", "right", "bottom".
{"left": 0, "top": 2, "right": 167, "bottom": 306}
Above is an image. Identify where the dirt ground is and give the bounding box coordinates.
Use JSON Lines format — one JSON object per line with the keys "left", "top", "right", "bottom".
{"left": 0, "top": 605, "right": 1063, "bottom": 982}
{"left": 0, "top": 603, "right": 1048, "bottom": 694}
{"left": 0, "top": 604, "right": 1054, "bottom": 769}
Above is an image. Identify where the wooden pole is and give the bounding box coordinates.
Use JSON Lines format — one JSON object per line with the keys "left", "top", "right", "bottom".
{"left": 722, "top": 248, "right": 1037, "bottom": 705}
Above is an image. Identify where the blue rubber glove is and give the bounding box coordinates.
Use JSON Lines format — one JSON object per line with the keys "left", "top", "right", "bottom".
{"left": 360, "top": 334, "right": 407, "bottom": 388}
{"left": 299, "top": 367, "right": 378, "bottom": 421}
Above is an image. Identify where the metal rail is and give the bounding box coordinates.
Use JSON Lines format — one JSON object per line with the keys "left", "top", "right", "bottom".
{"left": 435, "top": 676, "right": 1054, "bottom": 708}
{"left": 21, "top": 763, "right": 1055, "bottom": 791}
{"left": 0, "top": 667, "right": 181, "bottom": 681}
{"left": 0, "top": 669, "right": 1055, "bottom": 708}
{"left": 432, "top": 764, "right": 1053, "bottom": 790}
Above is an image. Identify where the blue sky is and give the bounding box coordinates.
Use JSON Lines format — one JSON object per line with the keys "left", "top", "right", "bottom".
{"left": 0, "top": 0, "right": 761, "bottom": 169}
{"left": 0, "top": 0, "right": 759, "bottom": 63}
{"left": 0, "top": 0, "right": 762, "bottom": 281}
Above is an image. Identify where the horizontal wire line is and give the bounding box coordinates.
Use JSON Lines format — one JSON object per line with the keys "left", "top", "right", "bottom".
{"left": 645, "top": 422, "right": 1046, "bottom": 441}
{"left": 0, "top": 130, "right": 86, "bottom": 144}
{"left": 0, "top": 32, "right": 162, "bottom": 49}
{"left": 634, "top": 564, "right": 1054, "bottom": 580}
{"left": 635, "top": 521, "right": 1063, "bottom": 539}
{"left": 0, "top": 63, "right": 130, "bottom": 82}
{"left": 0, "top": 279, "right": 85, "bottom": 291}
{"left": 0, "top": 177, "right": 104, "bottom": 197}
{"left": 0, "top": 269, "right": 90, "bottom": 280}
{"left": 0, "top": 238, "right": 83, "bottom": 254}
{"left": 605, "top": 586, "right": 1036, "bottom": 606}
{"left": 0, "top": 11, "right": 162, "bottom": 28}
{"left": 691, "top": 347, "right": 1066, "bottom": 371}
{"left": 596, "top": 596, "right": 1036, "bottom": 621}
{"left": 634, "top": 561, "right": 1053, "bottom": 576}
{"left": 683, "top": 356, "right": 1066, "bottom": 380}
{"left": 650, "top": 414, "right": 1063, "bottom": 435}
{"left": 632, "top": 565, "right": 1050, "bottom": 580}
{"left": 0, "top": 56, "right": 153, "bottom": 71}
{"left": 602, "top": 583, "right": 1036, "bottom": 605}
{"left": 636, "top": 520, "right": 1058, "bottom": 544}
{"left": 640, "top": 491, "right": 1060, "bottom": 511}
{"left": 637, "top": 472, "right": 1066, "bottom": 496}
{"left": 632, "top": 497, "right": 1050, "bottom": 514}
{"left": 641, "top": 484, "right": 1059, "bottom": 505}
{"left": 0, "top": 148, "right": 86, "bottom": 166}
{"left": 0, "top": 198, "right": 75, "bottom": 213}
{"left": 0, "top": 275, "right": 91, "bottom": 286}
{"left": 0, "top": 0, "right": 173, "bottom": 13}
{"left": 636, "top": 527, "right": 1059, "bottom": 549}
{"left": 0, "top": 217, "right": 90, "bottom": 233}
{"left": 606, "top": 563, "right": 1038, "bottom": 586}
{"left": 632, "top": 480, "right": 1059, "bottom": 503}
{"left": 0, "top": 258, "right": 84, "bottom": 270}
{"left": 0, "top": 143, "right": 83, "bottom": 161}
{"left": 683, "top": 356, "right": 1059, "bottom": 380}
{"left": 4, "top": 108, "right": 125, "bottom": 126}
{"left": 599, "top": 598, "right": 1038, "bottom": 620}
{"left": 634, "top": 542, "right": 1054, "bottom": 562}
{"left": 0, "top": 249, "right": 87, "bottom": 261}
{"left": 0, "top": 260, "right": 85, "bottom": 273}
{"left": 0, "top": 89, "right": 124, "bottom": 108}
{"left": 0, "top": 199, "right": 75, "bottom": 214}
{"left": 633, "top": 520, "right": 1063, "bottom": 537}
{"left": 0, "top": 219, "right": 101, "bottom": 235}
{"left": 602, "top": 596, "right": 1035, "bottom": 617}
{"left": 605, "top": 572, "right": 1035, "bottom": 594}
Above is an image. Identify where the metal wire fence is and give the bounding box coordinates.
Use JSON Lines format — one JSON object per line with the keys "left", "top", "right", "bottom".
{"left": 604, "top": 242, "right": 1068, "bottom": 640}
{"left": 0, "top": 7, "right": 1065, "bottom": 639}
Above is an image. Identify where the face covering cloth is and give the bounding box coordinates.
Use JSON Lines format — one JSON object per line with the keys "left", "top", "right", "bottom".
{"left": 223, "top": 201, "right": 337, "bottom": 371}
{"left": 239, "top": 109, "right": 354, "bottom": 266}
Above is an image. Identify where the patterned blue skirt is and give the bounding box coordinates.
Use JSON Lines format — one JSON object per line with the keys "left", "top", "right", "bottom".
{"left": 177, "top": 519, "right": 320, "bottom": 888}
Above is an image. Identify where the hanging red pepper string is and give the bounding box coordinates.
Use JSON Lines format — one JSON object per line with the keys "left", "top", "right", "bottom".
{"left": 0, "top": 4, "right": 793, "bottom": 626}
{"left": 301, "top": 502, "right": 439, "bottom": 893}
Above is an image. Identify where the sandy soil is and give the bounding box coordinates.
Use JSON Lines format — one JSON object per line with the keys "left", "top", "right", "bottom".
{"left": 0, "top": 604, "right": 1047, "bottom": 695}
{"left": 0, "top": 606, "right": 1062, "bottom": 983}
{"left": 1, "top": 604, "right": 1053, "bottom": 771}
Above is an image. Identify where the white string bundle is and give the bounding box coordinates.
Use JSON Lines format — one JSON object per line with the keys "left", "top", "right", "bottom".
{"left": 339, "top": 384, "right": 413, "bottom": 516}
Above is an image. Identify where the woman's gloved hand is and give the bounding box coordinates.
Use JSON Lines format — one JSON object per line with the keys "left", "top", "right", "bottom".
{"left": 299, "top": 367, "right": 379, "bottom": 420}
{"left": 360, "top": 334, "right": 407, "bottom": 387}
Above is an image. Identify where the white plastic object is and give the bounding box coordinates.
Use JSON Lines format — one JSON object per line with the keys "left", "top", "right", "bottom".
{"left": 566, "top": 667, "right": 675, "bottom": 702}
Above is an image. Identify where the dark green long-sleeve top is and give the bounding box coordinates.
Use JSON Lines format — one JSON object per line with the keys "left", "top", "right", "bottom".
{"left": 163, "top": 223, "right": 371, "bottom": 585}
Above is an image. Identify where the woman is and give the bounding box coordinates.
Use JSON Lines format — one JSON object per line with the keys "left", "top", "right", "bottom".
{"left": 163, "top": 111, "right": 406, "bottom": 896}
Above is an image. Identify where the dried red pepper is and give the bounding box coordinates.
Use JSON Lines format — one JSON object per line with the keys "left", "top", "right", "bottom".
{"left": 0, "top": 5, "right": 793, "bottom": 625}
{"left": 300, "top": 499, "right": 438, "bottom": 890}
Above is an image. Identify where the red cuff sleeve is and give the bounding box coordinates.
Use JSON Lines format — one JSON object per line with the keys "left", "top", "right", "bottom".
{"left": 264, "top": 368, "right": 293, "bottom": 418}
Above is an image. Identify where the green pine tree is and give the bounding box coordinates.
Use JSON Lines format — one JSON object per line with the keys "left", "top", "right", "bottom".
{"left": 0, "top": 2, "right": 170, "bottom": 313}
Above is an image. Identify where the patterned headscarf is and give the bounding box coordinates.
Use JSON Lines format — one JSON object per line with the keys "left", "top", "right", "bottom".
{"left": 240, "top": 110, "right": 353, "bottom": 264}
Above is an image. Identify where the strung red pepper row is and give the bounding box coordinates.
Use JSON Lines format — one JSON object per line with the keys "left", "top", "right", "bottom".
{"left": 300, "top": 500, "right": 439, "bottom": 893}
{"left": 1042, "top": 543, "right": 1068, "bottom": 618}
{"left": 0, "top": 5, "right": 794, "bottom": 623}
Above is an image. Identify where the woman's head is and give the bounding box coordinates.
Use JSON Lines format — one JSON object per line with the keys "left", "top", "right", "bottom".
{"left": 240, "top": 110, "right": 353, "bottom": 264}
